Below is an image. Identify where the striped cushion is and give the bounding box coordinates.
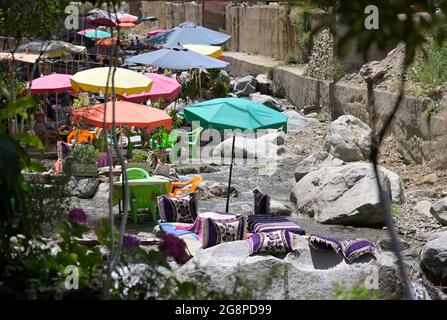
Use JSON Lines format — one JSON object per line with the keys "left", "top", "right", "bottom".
{"left": 247, "top": 214, "right": 305, "bottom": 235}
{"left": 248, "top": 230, "right": 297, "bottom": 255}
{"left": 341, "top": 239, "right": 376, "bottom": 263}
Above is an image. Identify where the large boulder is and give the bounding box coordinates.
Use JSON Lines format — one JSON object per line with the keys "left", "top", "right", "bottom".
{"left": 249, "top": 93, "right": 281, "bottom": 111}
{"left": 290, "top": 162, "right": 391, "bottom": 227}
{"left": 380, "top": 167, "right": 404, "bottom": 204}
{"left": 294, "top": 151, "right": 344, "bottom": 182}
{"left": 213, "top": 136, "right": 290, "bottom": 161}
{"left": 255, "top": 74, "right": 273, "bottom": 95}
{"left": 198, "top": 181, "right": 238, "bottom": 199}
{"left": 284, "top": 110, "right": 319, "bottom": 132}
{"left": 325, "top": 115, "right": 372, "bottom": 162}
{"left": 176, "top": 239, "right": 403, "bottom": 299}
{"left": 66, "top": 177, "right": 100, "bottom": 199}
{"left": 430, "top": 198, "right": 447, "bottom": 225}
{"left": 234, "top": 76, "right": 258, "bottom": 97}
{"left": 420, "top": 231, "right": 447, "bottom": 286}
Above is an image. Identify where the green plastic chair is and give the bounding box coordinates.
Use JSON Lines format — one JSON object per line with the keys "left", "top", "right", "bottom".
{"left": 151, "top": 130, "right": 176, "bottom": 149}
{"left": 129, "top": 185, "right": 160, "bottom": 224}
{"left": 183, "top": 127, "right": 203, "bottom": 158}
{"left": 120, "top": 167, "right": 150, "bottom": 182}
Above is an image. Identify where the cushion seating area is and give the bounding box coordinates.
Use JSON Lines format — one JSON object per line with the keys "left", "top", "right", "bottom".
{"left": 247, "top": 214, "right": 305, "bottom": 235}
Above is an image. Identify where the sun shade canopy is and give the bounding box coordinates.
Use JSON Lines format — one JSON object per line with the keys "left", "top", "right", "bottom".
{"left": 71, "top": 101, "right": 172, "bottom": 131}
{"left": 119, "top": 73, "right": 181, "bottom": 103}
{"left": 183, "top": 98, "right": 288, "bottom": 132}
{"left": 70, "top": 67, "right": 153, "bottom": 95}
{"left": 127, "top": 47, "right": 228, "bottom": 70}
{"left": 27, "top": 73, "right": 72, "bottom": 94}
{"left": 145, "top": 21, "right": 230, "bottom": 47}
{"left": 16, "top": 40, "right": 86, "bottom": 58}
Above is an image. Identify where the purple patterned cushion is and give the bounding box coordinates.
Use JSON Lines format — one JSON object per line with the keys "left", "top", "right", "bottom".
{"left": 248, "top": 230, "right": 297, "bottom": 255}
{"left": 201, "top": 216, "right": 247, "bottom": 249}
{"left": 341, "top": 239, "right": 376, "bottom": 263}
{"left": 57, "top": 141, "right": 71, "bottom": 160}
{"left": 157, "top": 193, "right": 198, "bottom": 223}
{"left": 308, "top": 235, "right": 342, "bottom": 254}
{"left": 247, "top": 215, "right": 305, "bottom": 235}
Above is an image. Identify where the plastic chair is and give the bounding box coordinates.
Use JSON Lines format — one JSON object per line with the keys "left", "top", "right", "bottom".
{"left": 180, "top": 127, "right": 203, "bottom": 159}
{"left": 120, "top": 167, "right": 150, "bottom": 182}
{"left": 67, "top": 129, "right": 94, "bottom": 144}
{"left": 129, "top": 185, "right": 160, "bottom": 223}
{"left": 169, "top": 175, "right": 203, "bottom": 197}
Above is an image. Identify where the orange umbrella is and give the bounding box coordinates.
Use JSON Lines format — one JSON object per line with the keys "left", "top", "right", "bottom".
{"left": 71, "top": 101, "right": 172, "bottom": 132}
{"left": 95, "top": 38, "right": 120, "bottom": 47}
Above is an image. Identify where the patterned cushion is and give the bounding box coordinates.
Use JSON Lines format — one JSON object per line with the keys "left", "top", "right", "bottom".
{"left": 247, "top": 215, "right": 305, "bottom": 235}
{"left": 341, "top": 239, "right": 376, "bottom": 263}
{"left": 57, "top": 141, "right": 71, "bottom": 160}
{"left": 248, "top": 230, "right": 297, "bottom": 255}
{"left": 157, "top": 193, "right": 198, "bottom": 223}
{"left": 201, "top": 216, "right": 247, "bottom": 249}
{"left": 308, "top": 235, "right": 342, "bottom": 254}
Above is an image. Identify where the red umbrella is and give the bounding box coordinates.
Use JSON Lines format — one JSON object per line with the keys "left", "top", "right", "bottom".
{"left": 119, "top": 73, "right": 181, "bottom": 103}
{"left": 71, "top": 101, "right": 172, "bottom": 132}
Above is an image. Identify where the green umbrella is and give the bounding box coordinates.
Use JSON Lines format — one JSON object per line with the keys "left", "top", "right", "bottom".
{"left": 184, "top": 98, "right": 288, "bottom": 212}
{"left": 84, "top": 29, "right": 112, "bottom": 39}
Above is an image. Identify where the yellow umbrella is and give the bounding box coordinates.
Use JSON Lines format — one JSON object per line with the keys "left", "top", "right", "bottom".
{"left": 70, "top": 67, "right": 153, "bottom": 95}
{"left": 183, "top": 44, "right": 223, "bottom": 59}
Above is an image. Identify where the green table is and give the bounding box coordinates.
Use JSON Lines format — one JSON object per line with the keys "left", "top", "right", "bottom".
{"left": 112, "top": 177, "right": 171, "bottom": 207}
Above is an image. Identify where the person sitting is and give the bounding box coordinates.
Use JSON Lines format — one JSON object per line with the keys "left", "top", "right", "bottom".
{"left": 135, "top": 37, "right": 141, "bottom": 46}
{"left": 33, "top": 112, "right": 58, "bottom": 147}
{"left": 130, "top": 39, "right": 135, "bottom": 47}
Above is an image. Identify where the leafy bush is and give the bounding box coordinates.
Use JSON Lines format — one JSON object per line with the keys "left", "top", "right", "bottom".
{"left": 422, "top": 101, "right": 443, "bottom": 120}
{"left": 210, "top": 80, "right": 230, "bottom": 98}
{"left": 69, "top": 144, "right": 99, "bottom": 164}
{"left": 410, "top": 41, "right": 447, "bottom": 98}
{"left": 332, "top": 283, "right": 380, "bottom": 300}
{"left": 129, "top": 150, "right": 149, "bottom": 163}
{"left": 72, "top": 94, "right": 90, "bottom": 109}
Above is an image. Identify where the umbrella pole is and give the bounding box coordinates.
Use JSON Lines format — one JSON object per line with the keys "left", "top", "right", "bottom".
{"left": 55, "top": 93, "right": 59, "bottom": 138}
{"left": 225, "top": 134, "right": 236, "bottom": 213}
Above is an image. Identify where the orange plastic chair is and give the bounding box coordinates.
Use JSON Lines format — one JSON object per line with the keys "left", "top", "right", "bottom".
{"left": 169, "top": 176, "right": 203, "bottom": 197}
{"left": 67, "top": 129, "right": 94, "bottom": 144}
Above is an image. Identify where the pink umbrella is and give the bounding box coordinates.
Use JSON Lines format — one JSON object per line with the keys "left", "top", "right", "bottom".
{"left": 147, "top": 29, "right": 166, "bottom": 37}
{"left": 119, "top": 73, "right": 181, "bottom": 103}
{"left": 27, "top": 73, "right": 73, "bottom": 130}
{"left": 76, "top": 29, "right": 96, "bottom": 36}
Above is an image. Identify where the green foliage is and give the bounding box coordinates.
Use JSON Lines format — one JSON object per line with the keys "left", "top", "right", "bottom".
{"left": 422, "top": 101, "right": 443, "bottom": 120}
{"left": 72, "top": 94, "right": 90, "bottom": 109}
{"left": 0, "top": 1, "right": 71, "bottom": 50}
{"left": 316, "top": 112, "right": 327, "bottom": 122}
{"left": 285, "top": 53, "right": 299, "bottom": 65}
{"left": 178, "top": 75, "right": 199, "bottom": 102}
{"left": 410, "top": 41, "right": 447, "bottom": 98}
{"left": 332, "top": 283, "right": 380, "bottom": 300}
{"left": 210, "top": 80, "right": 230, "bottom": 98}
{"left": 69, "top": 145, "right": 99, "bottom": 164}
{"left": 163, "top": 68, "right": 172, "bottom": 77}
{"left": 129, "top": 150, "right": 149, "bottom": 163}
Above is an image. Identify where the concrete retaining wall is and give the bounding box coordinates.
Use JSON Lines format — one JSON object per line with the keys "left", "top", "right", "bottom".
{"left": 225, "top": 52, "right": 447, "bottom": 168}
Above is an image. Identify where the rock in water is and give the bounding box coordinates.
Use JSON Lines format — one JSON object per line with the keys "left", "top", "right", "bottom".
{"left": 249, "top": 93, "right": 281, "bottom": 111}
{"left": 176, "top": 239, "right": 403, "bottom": 299}
{"left": 283, "top": 110, "right": 318, "bottom": 132}
{"left": 255, "top": 74, "right": 273, "bottom": 95}
{"left": 290, "top": 162, "right": 391, "bottom": 227}
{"left": 294, "top": 151, "right": 344, "bottom": 182}
{"left": 420, "top": 231, "right": 447, "bottom": 286}
{"left": 430, "top": 197, "right": 447, "bottom": 225}
{"left": 325, "top": 115, "right": 372, "bottom": 162}
{"left": 66, "top": 177, "right": 100, "bottom": 199}
{"left": 234, "top": 75, "right": 258, "bottom": 97}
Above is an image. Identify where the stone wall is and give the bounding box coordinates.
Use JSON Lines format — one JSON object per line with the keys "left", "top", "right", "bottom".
{"left": 139, "top": 1, "right": 203, "bottom": 29}
{"left": 225, "top": 52, "right": 447, "bottom": 168}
